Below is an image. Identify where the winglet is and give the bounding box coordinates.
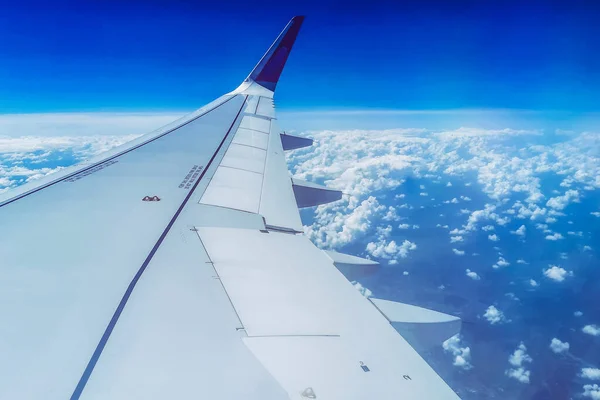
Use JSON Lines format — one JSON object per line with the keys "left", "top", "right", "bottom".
{"left": 245, "top": 16, "right": 305, "bottom": 91}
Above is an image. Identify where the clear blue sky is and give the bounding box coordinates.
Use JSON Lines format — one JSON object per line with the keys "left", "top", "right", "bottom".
{"left": 1, "top": 0, "right": 599, "bottom": 113}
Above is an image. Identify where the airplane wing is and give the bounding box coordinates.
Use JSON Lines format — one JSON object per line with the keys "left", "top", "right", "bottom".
{"left": 0, "top": 16, "right": 462, "bottom": 399}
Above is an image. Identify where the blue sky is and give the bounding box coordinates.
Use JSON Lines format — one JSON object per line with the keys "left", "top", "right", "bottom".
{"left": 1, "top": 0, "right": 600, "bottom": 113}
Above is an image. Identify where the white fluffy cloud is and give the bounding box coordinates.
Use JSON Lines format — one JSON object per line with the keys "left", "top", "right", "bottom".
{"left": 466, "top": 269, "right": 480, "bottom": 280}
{"left": 549, "top": 338, "right": 570, "bottom": 354}
{"left": 285, "top": 126, "right": 600, "bottom": 255}
{"left": 546, "top": 189, "right": 580, "bottom": 210}
{"left": 442, "top": 334, "right": 473, "bottom": 370}
{"left": 545, "top": 232, "right": 564, "bottom": 241}
{"left": 351, "top": 281, "right": 372, "bottom": 298}
{"left": 583, "top": 384, "right": 600, "bottom": 399}
{"left": 583, "top": 325, "right": 600, "bottom": 336}
{"left": 488, "top": 234, "right": 500, "bottom": 242}
{"left": 492, "top": 257, "right": 510, "bottom": 269}
{"left": 511, "top": 225, "right": 526, "bottom": 236}
{"left": 366, "top": 239, "right": 417, "bottom": 261}
{"left": 506, "top": 342, "right": 533, "bottom": 384}
{"left": 544, "top": 265, "right": 572, "bottom": 282}
{"left": 483, "top": 305, "right": 506, "bottom": 325}
{"left": 582, "top": 368, "right": 600, "bottom": 380}
{"left": 452, "top": 248, "right": 465, "bottom": 256}
{"left": 529, "top": 279, "right": 539, "bottom": 287}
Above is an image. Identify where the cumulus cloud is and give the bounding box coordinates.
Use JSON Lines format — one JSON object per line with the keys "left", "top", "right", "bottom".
{"left": 545, "top": 232, "right": 564, "bottom": 241}
{"left": 466, "top": 269, "right": 480, "bottom": 280}
{"left": 549, "top": 338, "right": 570, "bottom": 354}
{"left": 304, "top": 196, "right": 385, "bottom": 249}
{"left": 488, "top": 234, "right": 500, "bottom": 242}
{"left": 452, "top": 248, "right": 465, "bottom": 256}
{"left": 285, "top": 126, "right": 600, "bottom": 259}
{"left": 442, "top": 334, "right": 473, "bottom": 370}
{"left": 492, "top": 257, "right": 510, "bottom": 269}
{"left": 583, "top": 325, "right": 600, "bottom": 336}
{"left": 483, "top": 305, "right": 506, "bottom": 325}
{"left": 450, "top": 236, "right": 464, "bottom": 243}
{"left": 529, "top": 279, "right": 539, "bottom": 287}
{"left": 575, "top": 311, "right": 584, "bottom": 317}
{"left": 581, "top": 368, "right": 600, "bottom": 380}
{"left": 582, "top": 384, "right": 600, "bottom": 399}
{"left": 366, "top": 239, "right": 417, "bottom": 260}
{"left": 351, "top": 281, "right": 372, "bottom": 298}
{"left": 546, "top": 189, "right": 580, "bottom": 210}
{"left": 505, "top": 342, "right": 533, "bottom": 384}
{"left": 511, "top": 225, "right": 527, "bottom": 236}
{"left": 543, "top": 265, "right": 572, "bottom": 282}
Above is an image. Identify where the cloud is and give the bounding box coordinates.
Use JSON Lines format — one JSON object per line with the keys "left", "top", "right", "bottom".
{"left": 492, "top": 257, "right": 510, "bottom": 269}
{"left": 529, "top": 279, "right": 539, "bottom": 287}
{"left": 505, "top": 342, "right": 533, "bottom": 384}
{"left": 483, "top": 305, "right": 506, "bottom": 325}
{"left": 482, "top": 225, "right": 495, "bottom": 231}
{"left": 466, "top": 269, "right": 480, "bottom": 280}
{"left": 488, "top": 234, "right": 500, "bottom": 242}
{"left": 546, "top": 189, "right": 580, "bottom": 210}
{"left": 575, "top": 311, "right": 584, "bottom": 317}
{"left": 351, "top": 281, "right": 372, "bottom": 298}
{"left": 450, "top": 236, "right": 464, "bottom": 243}
{"left": 304, "top": 196, "right": 385, "bottom": 249}
{"left": 442, "top": 334, "right": 473, "bottom": 370}
{"left": 544, "top": 265, "right": 572, "bottom": 282}
{"left": 582, "top": 384, "right": 600, "bottom": 399}
{"left": 583, "top": 325, "right": 600, "bottom": 336}
{"left": 511, "top": 225, "right": 526, "bottom": 236}
{"left": 581, "top": 368, "right": 600, "bottom": 380}
{"left": 549, "top": 338, "right": 570, "bottom": 354}
{"left": 366, "top": 239, "right": 417, "bottom": 260}
{"left": 452, "top": 248, "right": 465, "bottom": 256}
{"left": 592, "top": 212, "right": 600, "bottom": 218}
{"left": 545, "top": 232, "right": 564, "bottom": 241}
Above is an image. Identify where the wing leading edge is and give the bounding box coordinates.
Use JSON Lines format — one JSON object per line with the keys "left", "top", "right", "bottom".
{"left": 0, "top": 16, "right": 462, "bottom": 399}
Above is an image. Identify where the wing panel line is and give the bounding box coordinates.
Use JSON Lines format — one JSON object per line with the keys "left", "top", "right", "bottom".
{"left": 70, "top": 95, "right": 248, "bottom": 400}
{"left": 0, "top": 95, "right": 237, "bottom": 210}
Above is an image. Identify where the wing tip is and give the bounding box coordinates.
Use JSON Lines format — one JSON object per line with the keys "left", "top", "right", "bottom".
{"left": 246, "top": 16, "right": 305, "bottom": 92}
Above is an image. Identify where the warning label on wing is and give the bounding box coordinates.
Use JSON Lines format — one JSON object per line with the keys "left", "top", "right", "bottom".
{"left": 65, "top": 160, "right": 118, "bottom": 183}
{"left": 179, "top": 165, "right": 204, "bottom": 189}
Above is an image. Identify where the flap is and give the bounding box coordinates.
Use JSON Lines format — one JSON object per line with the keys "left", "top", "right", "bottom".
{"left": 370, "top": 298, "right": 461, "bottom": 352}
{"left": 280, "top": 133, "right": 313, "bottom": 151}
{"left": 292, "top": 178, "right": 343, "bottom": 208}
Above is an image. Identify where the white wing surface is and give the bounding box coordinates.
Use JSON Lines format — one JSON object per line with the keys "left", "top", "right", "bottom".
{"left": 0, "top": 16, "right": 462, "bottom": 399}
